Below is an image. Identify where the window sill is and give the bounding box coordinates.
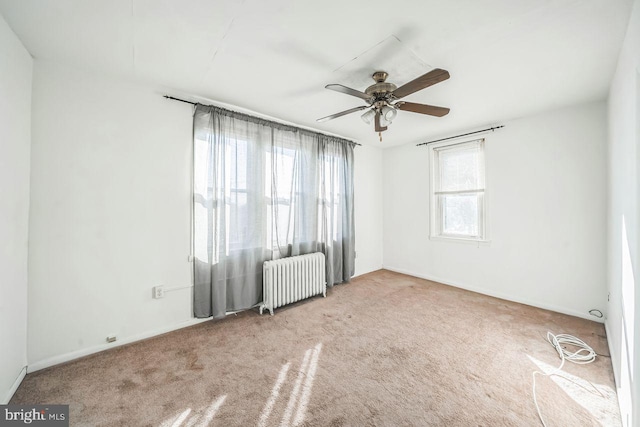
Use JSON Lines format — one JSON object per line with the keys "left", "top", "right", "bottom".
{"left": 429, "top": 235, "right": 491, "bottom": 246}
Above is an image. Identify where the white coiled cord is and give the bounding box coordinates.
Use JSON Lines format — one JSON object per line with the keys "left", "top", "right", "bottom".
{"left": 532, "top": 332, "right": 597, "bottom": 426}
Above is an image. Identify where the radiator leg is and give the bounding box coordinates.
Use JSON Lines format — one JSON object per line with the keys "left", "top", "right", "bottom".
{"left": 269, "top": 307, "right": 274, "bottom": 316}
{"left": 259, "top": 305, "right": 264, "bottom": 315}
{"left": 323, "top": 287, "right": 326, "bottom": 298}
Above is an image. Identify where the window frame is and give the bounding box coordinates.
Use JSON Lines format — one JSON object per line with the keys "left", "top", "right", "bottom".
{"left": 429, "top": 138, "right": 488, "bottom": 243}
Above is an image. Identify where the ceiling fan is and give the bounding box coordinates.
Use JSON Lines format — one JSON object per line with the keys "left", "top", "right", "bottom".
{"left": 317, "top": 68, "right": 451, "bottom": 136}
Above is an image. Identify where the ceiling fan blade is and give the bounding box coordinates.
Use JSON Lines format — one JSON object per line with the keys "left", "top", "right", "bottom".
{"left": 316, "top": 105, "right": 367, "bottom": 123}
{"left": 392, "top": 68, "right": 450, "bottom": 99}
{"left": 374, "top": 110, "right": 387, "bottom": 132}
{"left": 326, "top": 84, "right": 374, "bottom": 102}
{"left": 396, "top": 102, "right": 450, "bottom": 117}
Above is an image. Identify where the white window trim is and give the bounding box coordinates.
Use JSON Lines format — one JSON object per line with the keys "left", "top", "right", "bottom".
{"left": 428, "top": 138, "right": 490, "bottom": 244}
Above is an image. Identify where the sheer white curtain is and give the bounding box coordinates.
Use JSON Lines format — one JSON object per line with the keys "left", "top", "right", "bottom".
{"left": 193, "top": 105, "right": 355, "bottom": 319}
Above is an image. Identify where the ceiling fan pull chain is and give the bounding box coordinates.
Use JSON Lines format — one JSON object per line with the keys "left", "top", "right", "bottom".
{"left": 379, "top": 132, "right": 382, "bottom": 142}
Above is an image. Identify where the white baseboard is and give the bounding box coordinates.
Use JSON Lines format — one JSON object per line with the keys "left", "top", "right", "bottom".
{"left": 604, "top": 320, "right": 628, "bottom": 426}
{"left": 3, "top": 366, "right": 27, "bottom": 404}
{"left": 28, "top": 317, "right": 211, "bottom": 373}
{"left": 28, "top": 266, "right": 382, "bottom": 374}
{"left": 26, "top": 267, "right": 598, "bottom": 373}
{"left": 352, "top": 266, "right": 384, "bottom": 279}
{"left": 382, "top": 266, "right": 603, "bottom": 323}
{"left": 604, "top": 320, "right": 619, "bottom": 384}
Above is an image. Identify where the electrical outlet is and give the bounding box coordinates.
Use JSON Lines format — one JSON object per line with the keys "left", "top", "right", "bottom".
{"left": 106, "top": 335, "right": 116, "bottom": 343}
{"left": 153, "top": 286, "right": 165, "bottom": 299}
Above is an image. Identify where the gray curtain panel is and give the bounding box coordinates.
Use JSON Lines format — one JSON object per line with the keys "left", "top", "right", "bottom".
{"left": 193, "top": 104, "right": 355, "bottom": 319}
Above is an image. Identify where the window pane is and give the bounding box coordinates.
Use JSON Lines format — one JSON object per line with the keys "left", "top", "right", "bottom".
{"left": 227, "top": 192, "right": 248, "bottom": 252}
{"left": 272, "top": 202, "right": 295, "bottom": 249}
{"left": 266, "top": 147, "right": 299, "bottom": 252}
{"left": 439, "top": 144, "right": 482, "bottom": 191}
{"left": 441, "top": 194, "right": 479, "bottom": 236}
{"left": 273, "top": 148, "right": 296, "bottom": 200}
{"left": 228, "top": 140, "right": 248, "bottom": 190}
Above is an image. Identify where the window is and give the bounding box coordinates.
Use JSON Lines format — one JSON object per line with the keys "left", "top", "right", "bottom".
{"left": 430, "top": 139, "right": 486, "bottom": 241}
{"left": 193, "top": 104, "right": 356, "bottom": 318}
{"left": 265, "top": 145, "right": 343, "bottom": 255}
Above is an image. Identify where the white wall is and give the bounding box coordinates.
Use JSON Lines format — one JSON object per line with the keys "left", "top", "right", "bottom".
{"left": 606, "top": 0, "right": 640, "bottom": 425}
{"left": 28, "top": 61, "right": 195, "bottom": 369}
{"left": 28, "top": 60, "right": 384, "bottom": 370}
{"left": 383, "top": 101, "right": 608, "bottom": 320}
{"left": 354, "top": 144, "right": 383, "bottom": 276}
{"left": 0, "top": 14, "right": 32, "bottom": 403}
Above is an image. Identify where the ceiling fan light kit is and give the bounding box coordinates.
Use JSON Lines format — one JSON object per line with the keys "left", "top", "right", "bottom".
{"left": 317, "top": 68, "right": 451, "bottom": 140}
{"left": 360, "top": 109, "right": 376, "bottom": 124}
{"left": 381, "top": 105, "right": 397, "bottom": 122}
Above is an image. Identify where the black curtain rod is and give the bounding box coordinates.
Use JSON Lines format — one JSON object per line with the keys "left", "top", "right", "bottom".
{"left": 164, "top": 95, "right": 198, "bottom": 106}
{"left": 416, "top": 125, "right": 505, "bottom": 146}
{"left": 163, "top": 95, "right": 362, "bottom": 146}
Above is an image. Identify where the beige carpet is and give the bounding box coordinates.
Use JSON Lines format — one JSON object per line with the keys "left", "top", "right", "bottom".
{"left": 12, "top": 270, "right": 620, "bottom": 426}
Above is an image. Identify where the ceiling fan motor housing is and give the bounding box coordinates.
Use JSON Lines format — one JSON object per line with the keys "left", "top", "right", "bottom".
{"left": 365, "top": 71, "right": 397, "bottom": 100}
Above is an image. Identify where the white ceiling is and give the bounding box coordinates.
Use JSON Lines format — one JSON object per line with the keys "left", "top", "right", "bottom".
{"left": 0, "top": 0, "right": 633, "bottom": 147}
